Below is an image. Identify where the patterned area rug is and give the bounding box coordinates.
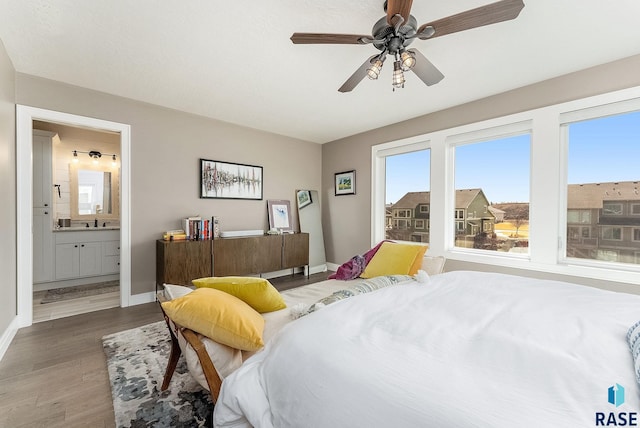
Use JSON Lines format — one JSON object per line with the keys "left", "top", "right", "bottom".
{"left": 102, "top": 321, "right": 213, "bottom": 428}
{"left": 41, "top": 280, "right": 119, "bottom": 304}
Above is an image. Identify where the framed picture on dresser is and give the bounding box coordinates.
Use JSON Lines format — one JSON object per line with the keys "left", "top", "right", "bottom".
{"left": 267, "top": 200, "right": 292, "bottom": 232}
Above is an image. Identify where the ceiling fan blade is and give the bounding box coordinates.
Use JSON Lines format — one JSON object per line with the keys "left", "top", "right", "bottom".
{"left": 417, "top": 0, "right": 524, "bottom": 40}
{"left": 408, "top": 49, "right": 444, "bottom": 86}
{"left": 386, "top": 0, "right": 414, "bottom": 26}
{"left": 290, "top": 33, "right": 373, "bottom": 45}
{"left": 338, "top": 55, "right": 378, "bottom": 93}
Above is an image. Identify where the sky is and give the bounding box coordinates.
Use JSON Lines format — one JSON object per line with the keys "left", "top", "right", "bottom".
{"left": 385, "top": 111, "right": 640, "bottom": 204}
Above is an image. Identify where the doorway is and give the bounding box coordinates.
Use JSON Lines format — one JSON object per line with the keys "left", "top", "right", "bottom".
{"left": 32, "top": 121, "right": 121, "bottom": 322}
{"left": 16, "top": 106, "right": 131, "bottom": 328}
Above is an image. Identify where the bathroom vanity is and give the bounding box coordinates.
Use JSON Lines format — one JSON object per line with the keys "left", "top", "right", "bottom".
{"left": 53, "top": 229, "right": 120, "bottom": 280}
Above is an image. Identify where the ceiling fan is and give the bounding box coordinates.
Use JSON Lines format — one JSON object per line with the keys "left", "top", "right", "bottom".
{"left": 290, "top": 0, "right": 525, "bottom": 92}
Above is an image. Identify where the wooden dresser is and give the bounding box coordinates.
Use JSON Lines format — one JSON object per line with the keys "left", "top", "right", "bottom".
{"left": 156, "top": 233, "right": 309, "bottom": 288}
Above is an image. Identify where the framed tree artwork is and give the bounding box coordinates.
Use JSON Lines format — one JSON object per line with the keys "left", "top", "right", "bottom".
{"left": 335, "top": 170, "right": 356, "bottom": 196}
{"left": 296, "top": 189, "right": 312, "bottom": 209}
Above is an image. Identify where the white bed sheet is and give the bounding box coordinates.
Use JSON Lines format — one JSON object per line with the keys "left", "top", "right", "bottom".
{"left": 213, "top": 271, "right": 640, "bottom": 428}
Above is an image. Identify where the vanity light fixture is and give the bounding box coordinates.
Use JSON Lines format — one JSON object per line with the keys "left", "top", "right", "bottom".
{"left": 72, "top": 150, "right": 118, "bottom": 165}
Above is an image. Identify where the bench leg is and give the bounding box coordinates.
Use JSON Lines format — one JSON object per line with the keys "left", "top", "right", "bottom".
{"left": 161, "top": 314, "right": 182, "bottom": 391}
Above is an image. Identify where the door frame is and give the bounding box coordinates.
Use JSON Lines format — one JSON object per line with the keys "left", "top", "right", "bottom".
{"left": 16, "top": 105, "right": 131, "bottom": 327}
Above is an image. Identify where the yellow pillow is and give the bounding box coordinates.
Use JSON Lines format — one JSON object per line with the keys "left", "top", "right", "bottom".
{"left": 409, "top": 245, "right": 428, "bottom": 275}
{"left": 161, "top": 287, "right": 265, "bottom": 351}
{"left": 192, "top": 276, "right": 286, "bottom": 313}
{"left": 360, "top": 242, "right": 427, "bottom": 279}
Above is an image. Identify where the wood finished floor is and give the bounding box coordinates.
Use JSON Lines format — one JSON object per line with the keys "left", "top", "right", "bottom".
{"left": 1, "top": 272, "right": 331, "bottom": 427}
{"left": 33, "top": 289, "right": 120, "bottom": 323}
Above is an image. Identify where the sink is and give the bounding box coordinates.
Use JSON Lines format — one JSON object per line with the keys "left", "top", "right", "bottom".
{"left": 55, "top": 226, "right": 120, "bottom": 231}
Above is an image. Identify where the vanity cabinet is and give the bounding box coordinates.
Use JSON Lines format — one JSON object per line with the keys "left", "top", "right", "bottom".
{"left": 55, "top": 242, "right": 102, "bottom": 279}
{"left": 102, "top": 241, "right": 121, "bottom": 274}
{"left": 54, "top": 230, "right": 119, "bottom": 280}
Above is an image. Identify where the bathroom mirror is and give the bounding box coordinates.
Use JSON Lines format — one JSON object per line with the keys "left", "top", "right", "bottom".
{"left": 70, "top": 163, "right": 120, "bottom": 220}
{"left": 296, "top": 190, "right": 327, "bottom": 274}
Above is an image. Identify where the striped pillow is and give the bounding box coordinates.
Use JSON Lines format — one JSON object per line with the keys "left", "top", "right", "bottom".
{"left": 626, "top": 320, "right": 640, "bottom": 385}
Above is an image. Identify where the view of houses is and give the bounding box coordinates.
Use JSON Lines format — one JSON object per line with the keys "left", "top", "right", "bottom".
{"left": 386, "top": 181, "right": 640, "bottom": 264}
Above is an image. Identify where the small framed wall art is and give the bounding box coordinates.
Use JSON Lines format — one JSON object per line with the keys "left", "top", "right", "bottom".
{"left": 200, "top": 158, "right": 263, "bottom": 200}
{"left": 267, "top": 199, "right": 293, "bottom": 232}
{"left": 296, "top": 189, "right": 312, "bottom": 209}
{"left": 335, "top": 170, "right": 356, "bottom": 196}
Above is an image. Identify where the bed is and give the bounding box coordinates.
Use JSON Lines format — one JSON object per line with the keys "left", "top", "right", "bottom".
{"left": 212, "top": 270, "right": 640, "bottom": 428}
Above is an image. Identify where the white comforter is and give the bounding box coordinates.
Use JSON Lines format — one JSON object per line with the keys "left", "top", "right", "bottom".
{"left": 213, "top": 271, "right": 640, "bottom": 427}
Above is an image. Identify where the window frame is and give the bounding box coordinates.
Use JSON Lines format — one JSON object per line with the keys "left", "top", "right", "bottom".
{"left": 371, "top": 85, "right": 640, "bottom": 286}
{"left": 601, "top": 226, "right": 623, "bottom": 241}
{"left": 447, "top": 121, "right": 532, "bottom": 256}
{"left": 603, "top": 203, "right": 623, "bottom": 216}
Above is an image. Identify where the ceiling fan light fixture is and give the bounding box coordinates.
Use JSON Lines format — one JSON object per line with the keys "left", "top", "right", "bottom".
{"left": 400, "top": 50, "right": 416, "bottom": 70}
{"left": 392, "top": 60, "right": 405, "bottom": 89}
{"left": 367, "top": 58, "right": 384, "bottom": 80}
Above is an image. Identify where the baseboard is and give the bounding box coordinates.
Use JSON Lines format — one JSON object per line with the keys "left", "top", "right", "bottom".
{"left": 307, "top": 264, "right": 328, "bottom": 275}
{"left": 128, "top": 291, "right": 156, "bottom": 306}
{"left": 326, "top": 262, "right": 340, "bottom": 272}
{"left": 0, "top": 316, "right": 20, "bottom": 363}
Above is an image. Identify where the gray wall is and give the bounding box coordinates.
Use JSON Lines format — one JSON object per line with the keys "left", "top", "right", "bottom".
{"left": 322, "top": 54, "right": 640, "bottom": 289}
{"left": 16, "top": 74, "right": 322, "bottom": 295}
{"left": 0, "top": 40, "right": 16, "bottom": 334}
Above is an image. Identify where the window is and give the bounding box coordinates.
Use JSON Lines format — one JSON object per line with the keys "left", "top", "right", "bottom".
{"left": 384, "top": 148, "right": 430, "bottom": 243}
{"left": 420, "top": 205, "right": 429, "bottom": 213}
{"left": 602, "top": 227, "right": 622, "bottom": 240}
{"left": 415, "top": 219, "right": 425, "bottom": 229}
{"left": 394, "top": 219, "right": 411, "bottom": 229}
{"left": 633, "top": 228, "right": 640, "bottom": 241}
{"left": 371, "top": 87, "right": 640, "bottom": 285}
{"left": 603, "top": 203, "right": 623, "bottom": 216}
{"left": 597, "top": 250, "right": 619, "bottom": 262}
{"left": 394, "top": 209, "right": 412, "bottom": 218}
{"left": 453, "top": 132, "right": 530, "bottom": 253}
{"left": 567, "top": 210, "right": 591, "bottom": 224}
{"left": 564, "top": 109, "right": 640, "bottom": 266}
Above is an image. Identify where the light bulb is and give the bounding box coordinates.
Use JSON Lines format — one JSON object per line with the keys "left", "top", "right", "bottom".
{"left": 367, "top": 59, "right": 384, "bottom": 80}
{"left": 392, "top": 61, "right": 405, "bottom": 89}
{"left": 400, "top": 50, "right": 416, "bottom": 70}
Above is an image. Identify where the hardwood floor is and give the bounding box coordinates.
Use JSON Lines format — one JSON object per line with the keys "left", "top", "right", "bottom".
{"left": 1, "top": 272, "right": 331, "bottom": 427}
{"left": 33, "top": 289, "right": 120, "bottom": 323}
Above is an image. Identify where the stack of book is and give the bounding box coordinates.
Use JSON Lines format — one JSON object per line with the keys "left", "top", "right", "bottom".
{"left": 163, "top": 229, "right": 187, "bottom": 241}
{"left": 162, "top": 216, "right": 220, "bottom": 241}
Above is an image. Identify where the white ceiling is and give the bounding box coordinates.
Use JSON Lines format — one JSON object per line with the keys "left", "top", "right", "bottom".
{"left": 1, "top": 1, "right": 640, "bottom": 144}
